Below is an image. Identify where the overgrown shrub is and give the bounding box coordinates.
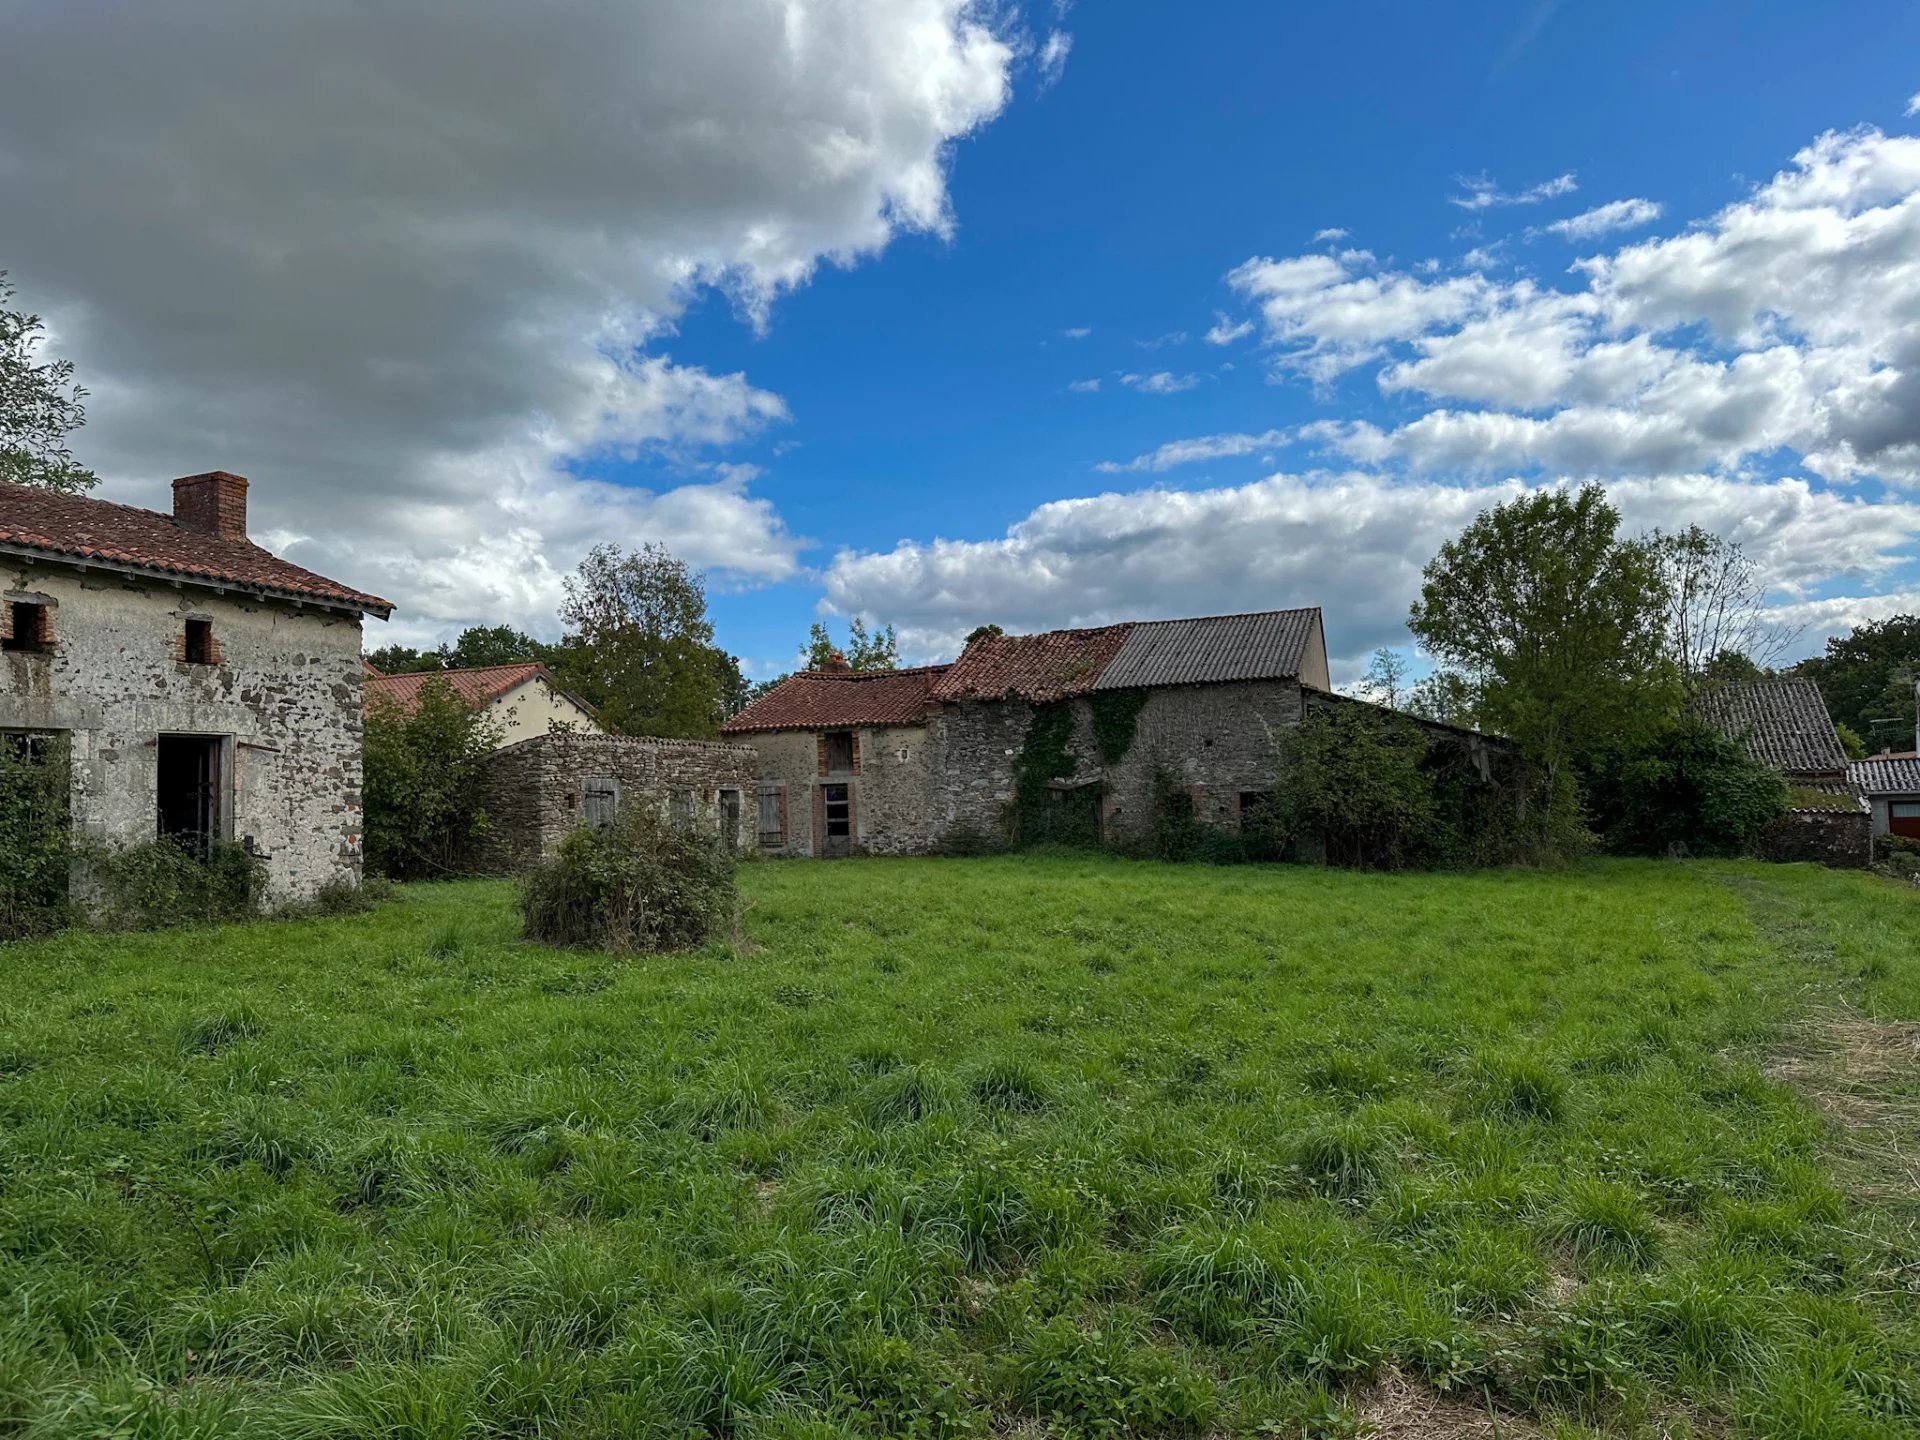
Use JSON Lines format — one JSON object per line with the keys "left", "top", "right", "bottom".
{"left": 89, "top": 838, "right": 266, "bottom": 930}
{"left": 1872, "top": 833, "right": 1920, "bottom": 881}
{"left": 0, "top": 734, "right": 74, "bottom": 941}
{"left": 363, "top": 677, "right": 502, "bottom": 880}
{"left": 1585, "top": 718, "right": 1788, "bottom": 857}
{"left": 1265, "top": 703, "right": 1439, "bottom": 868}
{"left": 521, "top": 804, "right": 736, "bottom": 953}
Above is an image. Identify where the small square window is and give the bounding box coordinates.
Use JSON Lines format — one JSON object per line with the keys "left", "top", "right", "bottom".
{"left": 2, "top": 601, "right": 51, "bottom": 654}
{"left": 183, "top": 618, "right": 214, "bottom": 665}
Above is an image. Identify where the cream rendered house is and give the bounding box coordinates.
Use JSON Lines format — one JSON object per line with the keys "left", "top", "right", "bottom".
{"left": 364, "top": 662, "right": 600, "bottom": 746}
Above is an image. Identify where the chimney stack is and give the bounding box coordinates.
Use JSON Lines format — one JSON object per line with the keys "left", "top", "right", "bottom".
{"left": 172, "top": 471, "right": 249, "bottom": 539}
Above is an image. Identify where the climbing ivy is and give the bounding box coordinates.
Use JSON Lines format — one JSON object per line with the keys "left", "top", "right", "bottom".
{"left": 1011, "top": 701, "right": 1100, "bottom": 847}
{"left": 1087, "top": 688, "right": 1150, "bottom": 766}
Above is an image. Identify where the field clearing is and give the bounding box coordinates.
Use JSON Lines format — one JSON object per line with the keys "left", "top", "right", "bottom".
{"left": 2, "top": 856, "right": 1917, "bottom": 1438}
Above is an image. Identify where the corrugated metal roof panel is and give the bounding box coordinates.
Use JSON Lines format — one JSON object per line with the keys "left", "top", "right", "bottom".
{"left": 1092, "top": 608, "right": 1319, "bottom": 690}
{"left": 1694, "top": 677, "right": 1848, "bottom": 778}
{"left": 1849, "top": 756, "right": 1920, "bottom": 795}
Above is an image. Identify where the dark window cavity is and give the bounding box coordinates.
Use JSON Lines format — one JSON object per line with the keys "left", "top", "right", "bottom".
{"left": 183, "top": 618, "right": 214, "bottom": 665}
{"left": 157, "top": 734, "right": 223, "bottom": 858}
{"left": 3, "top": 600, "right": 52, "bottom": 654}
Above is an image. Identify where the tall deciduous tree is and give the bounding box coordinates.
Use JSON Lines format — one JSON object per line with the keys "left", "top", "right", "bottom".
{"left": 554, "top": 542, "right": 731, "bottom": 738}
{"left": 1356, "top": 647, "right": 1410, "bottom": 708}
{"left": 1649, "top": 525, "right": 1796, "bottom": 687}
{"left": 0, "top": 272, "right": 97, "bottom": 492}
{"left": 440, "top": 624, "right": 552, "bottom": 670}
{"left": 1408, "top": 485, "right": 1670, "bottom": 808}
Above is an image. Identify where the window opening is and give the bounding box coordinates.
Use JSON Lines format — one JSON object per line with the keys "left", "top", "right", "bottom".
{"left": 184, "top": 618, "right": 214, "bottom": 665}
{"left": 582, "top": 778, "right": 619, "bottom": 828}
{"left": 825, "top": 731, "right": 854, "bottom": 772}
{"left": 824, "top": 782, "right": 851, "bottom": 839}
{"left": 3, "top": 601, "right": 51, "bottom": 654}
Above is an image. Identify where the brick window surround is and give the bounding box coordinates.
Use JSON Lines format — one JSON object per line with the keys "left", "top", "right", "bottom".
{"left": 1, "top": 598, "right": 54, "bottom": 655}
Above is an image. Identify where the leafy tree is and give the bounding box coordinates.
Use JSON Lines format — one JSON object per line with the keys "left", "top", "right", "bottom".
{"left": 1409, "top": 486, "right": 1671, "bottom": 811}
{"left": 1796, "top": 614, "right": 1920, "bottom": 754}
{"left": 364, "top": 644, "right": 442, "bottom": 676}
{"left": 1835, "top": 722, "right": 1867, "bottom": 761}
{"left": 553, "top": 542, "right": 730, "bottom": 737}
{"left": 439, "top": 624, "right": 552, "bottom": 670}
{"left": 0, "top": 272, "right": 97, "bottom": 492}
{"left": 1405, "top": 670, "right": 1480, "bottom": 728}
{"left": 1650, "top": 525, "right": 1796, "bottom": 687}
{"left": 964, "top": 623, "right": 1005, "bottom": 646}
{"left": 1356, "top": 647, "right": 1410, "bottom": 708}
{"left": 363, "top": 677, "right": 502, "bottom": 880}
{"left": 1584, "top": 719, "right": 1788, "bottom": 858}
{"left": 805, "top": 617, "right": 899, "bottom": 671}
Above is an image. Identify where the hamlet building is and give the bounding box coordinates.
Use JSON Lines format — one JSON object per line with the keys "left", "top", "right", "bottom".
{"left": 722, "top": 608, "right": 1335, "bottom": 856}
{"left": 0, "top": 472, "right": 391, "bottom": 900}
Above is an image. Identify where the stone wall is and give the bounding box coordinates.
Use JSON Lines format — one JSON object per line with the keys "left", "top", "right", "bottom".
{"left": 1102, "top": 680, "right": 1304, "bottom": 845}
{"left": 730, "top": 724, "right": 937, "bottom": 857}
{"left": 1759, "top": 808, "right": 1871, "bottom": 868}
{"left": 0, "top": 558, "right": 366, "bottom": 902}
{"left": 471, "top": 731, "right": 756, "bottom": 873}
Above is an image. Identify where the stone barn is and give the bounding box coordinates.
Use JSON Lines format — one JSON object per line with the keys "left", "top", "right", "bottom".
{"left": 1696, "top": 676, "right": 1869, "bottom": 867}
{"left": 471, "top": 731, "right": 757, "bottom": 873}
{"left": 0, "top": 472, "right": 392, "bottom": 901}
{"left": 721, "top": 608, "right": 1338, "bottom": 856}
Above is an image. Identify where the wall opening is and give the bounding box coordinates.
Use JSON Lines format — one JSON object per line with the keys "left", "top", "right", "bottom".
{"left": 582, "top": 778, "right": 619, "bottom": 829}
{"left": 825, "top": 731, "right": 854, "bottom": 773}
{"left": 719, "top": 788, "right": 741, "bottom": 851}
{"left": 157, "top": 734, "right": 224, "bottom": 857}
{"left": 757, "top": 783, "right": 785, "bottom": 850}
{"left": 183, "top": 618, "right": 214, "bottom": 665}
{"left": 3, "top": 601, "right": 52, "bottom": 654}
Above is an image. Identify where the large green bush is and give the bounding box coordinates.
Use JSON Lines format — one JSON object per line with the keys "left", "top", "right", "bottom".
{"left": 1585, "top": 719, "right": 1788, "bottom": 857}
{"left": 521, "top": 804, "right": 737, "bottom": 953}
{"left": 364, "top": 676, "right": 502, "bottom": 880}
{"left": 0, "top": 734, "right": 74, "bottom": 941}
{"left": 1265, "top": 703, "right": 1440, "bottom": 869}
{"left": 88, "top": 838, "right": 266, "bottom": 930}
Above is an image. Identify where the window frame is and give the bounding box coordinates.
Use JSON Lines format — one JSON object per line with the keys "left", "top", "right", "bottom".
{"left": 2, "top": 600, "right": 53, "bottom": 655}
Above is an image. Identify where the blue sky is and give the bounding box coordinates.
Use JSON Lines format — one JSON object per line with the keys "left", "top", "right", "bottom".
{"left": 8, "top": 1, "right": 1920, "bottom": 683}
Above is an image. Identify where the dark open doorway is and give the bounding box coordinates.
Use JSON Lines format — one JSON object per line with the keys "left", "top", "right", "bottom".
{"left": 157, "top": 734, "right": 223, "bottom": 857}
{"left": 822, "top": 782, "right": 851, "bottom": 857}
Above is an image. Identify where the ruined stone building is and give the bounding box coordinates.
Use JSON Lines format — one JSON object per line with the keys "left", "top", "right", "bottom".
{"left": 365, "top": 661, "right": 602, "bottom": 747}
{"left": 0, "top": 472, "right": 392, "bottom": 900}
{"left": 722, "top": 607, "right": 1334, "bottom": 857}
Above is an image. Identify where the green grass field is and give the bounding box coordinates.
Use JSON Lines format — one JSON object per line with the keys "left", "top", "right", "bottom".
{"left": 2, "top": 857, "right": 1917, "bottom": 1438}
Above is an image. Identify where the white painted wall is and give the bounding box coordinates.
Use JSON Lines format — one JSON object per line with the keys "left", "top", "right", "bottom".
{"left": 485, "top": 675, "right": 601, "bottom": 746}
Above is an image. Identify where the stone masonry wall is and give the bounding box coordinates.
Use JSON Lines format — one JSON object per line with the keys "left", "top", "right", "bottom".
{"left": 0, "top": 558, "right": 366, "bottom": 902}
{"left": 1760, "top": 809, "right": 1871, "bottom": 868}
{"left": 471, "top": 731, "right": 756, "bottom": 874}
{"left": 731, "top": 724, "right": 937, "bottom": 857}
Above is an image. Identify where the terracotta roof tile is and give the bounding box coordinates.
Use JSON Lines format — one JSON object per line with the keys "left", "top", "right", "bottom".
{"left": 722, "top": 666, "right": 947, "bottom": 733}
{"left": 931, "top": 625, "right": 1135, "bottom": 704}
{"left": 0, "top": 479, "right": 392, "bottom": 614}
{"left": 366, "top": 663, "right": 556, "bottom": 715}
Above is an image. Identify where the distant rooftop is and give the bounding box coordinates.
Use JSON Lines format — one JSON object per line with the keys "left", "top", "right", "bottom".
{"left": 1694, "top": 676, "right": 1848, "bottom": 779}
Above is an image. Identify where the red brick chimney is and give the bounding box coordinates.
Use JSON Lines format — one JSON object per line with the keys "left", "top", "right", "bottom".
{"left": 822, "top": 649, "right": 851, "bottom": 673}
{"left": 172, "top": 471, "right": 249, "bottom": 539}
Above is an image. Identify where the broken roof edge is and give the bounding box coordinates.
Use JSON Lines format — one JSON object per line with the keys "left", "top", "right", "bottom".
{"left": 720, "top": 664, "right": 952, "bottom": 734}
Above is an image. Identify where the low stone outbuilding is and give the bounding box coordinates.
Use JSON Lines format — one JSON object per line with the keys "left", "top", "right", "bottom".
{"left": 1696, "top": 676, "right": 1868, "bottom": 866}
{"left": 0, "top": 472, "right": 391, "bottom": 902}
{"left": 721, "top": 607, "right": 1338, "bottom": 856}
{"left": 470, "top": 731, "right": 755, "bottom": 873}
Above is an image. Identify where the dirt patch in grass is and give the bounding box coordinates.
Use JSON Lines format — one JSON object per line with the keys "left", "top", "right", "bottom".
{"left": 1355, "top": 1368, "right": 1539, "bottom": 1440}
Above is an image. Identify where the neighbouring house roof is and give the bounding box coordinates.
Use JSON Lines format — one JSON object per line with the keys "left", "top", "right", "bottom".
{"left": 1094, "top": 608, "right": 1322, "bottom": 691}
{"left": 931, "top": 624, "right": 1135, "bottom": 704}
{"left": 366, "top": 662, "right": 594, "bottom": 718}
{"left": 721, "top": 665, "right": 950, "bottom": 733}
{"left": 0, "top": 479, "right": 392, "bottom": 615}
{"left": 1694, "top": 676, "right": 1849, "bottom": 778}
{"left": 1849, "top": 756, "right": 1920, "bottom": 796}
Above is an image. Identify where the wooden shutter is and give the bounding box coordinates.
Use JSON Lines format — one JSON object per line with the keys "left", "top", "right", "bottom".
{"left": 582, "top": 778, "right": 619, "bottom": 828}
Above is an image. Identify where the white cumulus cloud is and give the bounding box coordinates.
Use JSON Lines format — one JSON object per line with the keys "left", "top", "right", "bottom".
{"left": 1093, "top": 430, "right": 1290, "bottom": 474}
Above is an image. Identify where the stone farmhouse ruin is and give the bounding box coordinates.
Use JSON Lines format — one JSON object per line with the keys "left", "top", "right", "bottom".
{"left": 0, "top": 472, "right": 391, "bottom": 901}
{"left": 723, "top": 608, "right": 1336, "bottom": 856}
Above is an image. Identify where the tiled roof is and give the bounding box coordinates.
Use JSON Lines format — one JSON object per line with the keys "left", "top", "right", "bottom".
{"left": 1094, "top": 608, "right": 1321, "bottom": 691}
{"left": 722, "top": 665, "right": 948, "bottom": 733}
{"left": 1784, "top": 785, "right": 1868, "bottom": 814}
{"left": 1694, "top": 677, "right": 1849, "bottom": 778}
{"left": 1849, "top": 756, "right": 1920, "bottom": 795}
{"left": 931, "top": 625, "right": 1135, "bottom": 703}
{"left": 0, "top": 479, "right": 392, "bottom": 615}
{"left": 366, "top": 663, "right": 572, "bottom": 715}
